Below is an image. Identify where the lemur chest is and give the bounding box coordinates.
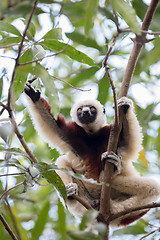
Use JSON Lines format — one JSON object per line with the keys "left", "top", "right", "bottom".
{"left": 72, "top": 133, "right": 109, "bottom": 180}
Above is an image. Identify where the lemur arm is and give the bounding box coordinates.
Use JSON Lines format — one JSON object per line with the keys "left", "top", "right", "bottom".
{"left": 24, "top": 83, "right": 74, "bottom": 154}
{"left": 117, "top": 97, "right": 143, "bottom": 163}
{"left": 101, "top": 97, "right": 143, "bottom": 175}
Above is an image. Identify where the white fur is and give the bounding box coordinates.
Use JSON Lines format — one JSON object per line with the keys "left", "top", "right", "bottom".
{"left": 71, "top": 99, "right": 106, "bottom": 133}
{"left": 25, "top": 94, "right": 160, "bottom": 227}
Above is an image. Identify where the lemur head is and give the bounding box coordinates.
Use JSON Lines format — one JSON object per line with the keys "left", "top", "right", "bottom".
{"left": 71, "top": 99, "right": 106, "bottom": 134}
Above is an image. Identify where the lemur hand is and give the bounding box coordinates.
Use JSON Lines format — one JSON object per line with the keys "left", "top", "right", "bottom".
{"left": 66, "top": 183, "right": 78, "bottom": 200}
{"left": 24, "top": 83, "right": 40, "bottom": 103}
{"left": 101, "top": 151, "right": 121, "bottom": 175}
{"left": 117, "top": 97, "right": 133, "bottom": 114}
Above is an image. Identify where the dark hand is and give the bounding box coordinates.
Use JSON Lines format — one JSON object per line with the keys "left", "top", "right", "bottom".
{"left": 24, "top": 83, "right": 40, "bottom": 103}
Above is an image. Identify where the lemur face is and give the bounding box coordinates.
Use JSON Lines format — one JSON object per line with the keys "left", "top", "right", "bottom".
{"left": 77, "top": 105, "right": 97, "bottom": 124}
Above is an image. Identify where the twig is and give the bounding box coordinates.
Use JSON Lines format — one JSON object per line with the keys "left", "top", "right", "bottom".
{"left": 51, "top": 75, "right": 91, "bottom": 92}
{"left": 139, "top": 229, "right": 159, "bottom": 240}
{"left": 0, "top": 182, "right": 24, "bottom": 201}
{"left": 105, "top": 66, "right": 119, "bottom": 125}
{"left": 5, "top": 199, "right": 22, "bottom": 240}
{"left": 0, "top": 213, "right": 18, "bottom": 240}
{"left": 18, "top": 43, "right": 69, "bottom": 66}
{"left": 0, "top": 172, "right": 26, "bottom": 177}
{"left": 0, "top": 43, "right": 20, "bottom": 49}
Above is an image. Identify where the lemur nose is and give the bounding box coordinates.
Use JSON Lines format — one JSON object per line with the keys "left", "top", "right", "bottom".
{"left": 83, "top": 109, "right": 90, "bottom": 116}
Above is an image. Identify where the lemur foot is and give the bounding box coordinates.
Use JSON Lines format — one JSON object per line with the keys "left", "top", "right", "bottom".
{"left": 24, "top": 83, "right": 40, "bottom": 103}
{"left": 101, "top": 151, "right": 121, "bottom": 174}
{"left": 117, "top": 97, "right": 133, "bottom": 114}
{"left": 66, "top": 183, "right": 78, "bottom": 200}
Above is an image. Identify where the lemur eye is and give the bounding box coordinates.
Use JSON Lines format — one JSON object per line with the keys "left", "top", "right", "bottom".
{"left": 90, "top": 106, "right": 96, "bottom": 111}
{"left": 77, "top": 107, "right": 82, "bottom": 113}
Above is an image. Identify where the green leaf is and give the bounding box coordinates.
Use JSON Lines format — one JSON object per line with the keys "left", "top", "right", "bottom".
{"left": 34, "top": 162, "right": 67, "bottom": 200}
{"left": 0, "top": 146, "right": 31, "bottom": 161}
{"left": 113, "top": 220, "right": 146, "bottom": 235}
{"left": 132, "top": 0, "right": 147, "bottom": 21}
{"left": 42, "top": 40, "right": 96, "bottom": 66}
{"left": 143, "top": 38, "right": 160, "bottom": 68}
{"left": 85, "top": 0, "right": 98, "bottom": 36}
{"left": 0, "top": 22, "right": 21, "bottom": 36}
{"left": 64, "top": 66, "right": 100, "bottom": 88}
{"left": 31, "top": 201, "right": 50, "bottom": 240}
{"left": 97, "top": 76, "right": 110, "bottom": 105}
{"left": 80, "top": 210, "right": 98, "bottom": 231}
{"left": 66, "top": 32, "right": 104, "bottom": 52}
{"left": 0, "top": 37, "right": 21, "bottom": 48}
{"left": 34, "top": 64, "right": 59, "bottom": 117}
{"left": 62, "top": 1, "right": 86, "bottom": 28}
{"left": 111, "top": 0, "right": 141, "bottom": 34}
{"left": 14, "top": 64, "right": 33, "bottom": 99}
{"left": 4, "top": 3, "right": 44, "bottom": 18}
{"left": 42, "top": 28, "right": 62, "bottom": 40}
{"left": 56, "top": 200, "right": 66, "bottom": 240}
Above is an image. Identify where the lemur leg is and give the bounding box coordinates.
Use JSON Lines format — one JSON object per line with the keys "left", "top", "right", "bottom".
{"left": 111, "top": 174, "right": 160, "bottom": 213}
{"left": 56, "top": 155, "right": 88, "bottom": 218}
{"left": 55, "top": 156, "right": 78, "bottom": 197}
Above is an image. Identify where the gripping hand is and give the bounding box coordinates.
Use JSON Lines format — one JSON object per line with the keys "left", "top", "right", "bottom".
{"left": 101, "top": 151, "right": 121, "bottom": 175}
{"left": 66, "top": 183, "right": 78, "bottom": 200}
{"left": 117, "top": 97, "right": 133, "bottom": 114}
{"left": 24, "top": 83, "right": 40, "bottom": 103}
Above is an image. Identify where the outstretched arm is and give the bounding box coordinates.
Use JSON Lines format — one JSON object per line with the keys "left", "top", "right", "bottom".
{"left": 24, "top": 83, "right": 72, "bottom": 153}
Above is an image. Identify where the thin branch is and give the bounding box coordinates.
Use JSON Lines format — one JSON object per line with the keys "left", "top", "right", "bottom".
{"left": 5, "top": 199, "right": 22, "bottom": 240}
{"left": 0, "top": 213, "right": 18, "bottom": 240}
{"left": 139, "top": 229, "right": 159, "bottom": 240}
{"left": 18, "top": 43, "right": 69, "bottom": 66}
{"left": 105, "top": 66, "right": 119, "bottom": 126}
{"left": 0, "top": 172, "right": 26, "bottom": 177}
{"left": 0, "top": 182, "right": 24, "bottom": 201}
{"left": 9, "top": 115, "right": 38, "bottom": 163}
{"left": 0, "top": 43, "right": 20, "bottom": 49}
{"left": 51, "top": 75, "right": 91, "bottom": 92}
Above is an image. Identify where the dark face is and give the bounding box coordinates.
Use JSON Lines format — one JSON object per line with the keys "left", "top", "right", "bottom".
{"left": 77, "top": 105, "right": 97, "bottom": 124}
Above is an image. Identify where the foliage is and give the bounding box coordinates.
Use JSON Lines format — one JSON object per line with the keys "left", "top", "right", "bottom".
{"left": 0, "top": 0, "right": 160, "bottom": 239}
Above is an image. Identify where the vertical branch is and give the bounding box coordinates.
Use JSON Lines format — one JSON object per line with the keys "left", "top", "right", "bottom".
{"left": 98, "top": 0, "right": 159, "bottom": 238}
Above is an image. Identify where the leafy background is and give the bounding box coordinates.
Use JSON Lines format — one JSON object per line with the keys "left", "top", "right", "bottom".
{"left": 0, "top": 0, "right": 160, "bottom": 239}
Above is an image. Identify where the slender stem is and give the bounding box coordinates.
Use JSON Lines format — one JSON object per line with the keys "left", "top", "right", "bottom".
{"left": 0, "top": 182, "right": 24, "bottom": 201}
{"left": 0, "top": 213, "right": 18, "bottom": 240}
